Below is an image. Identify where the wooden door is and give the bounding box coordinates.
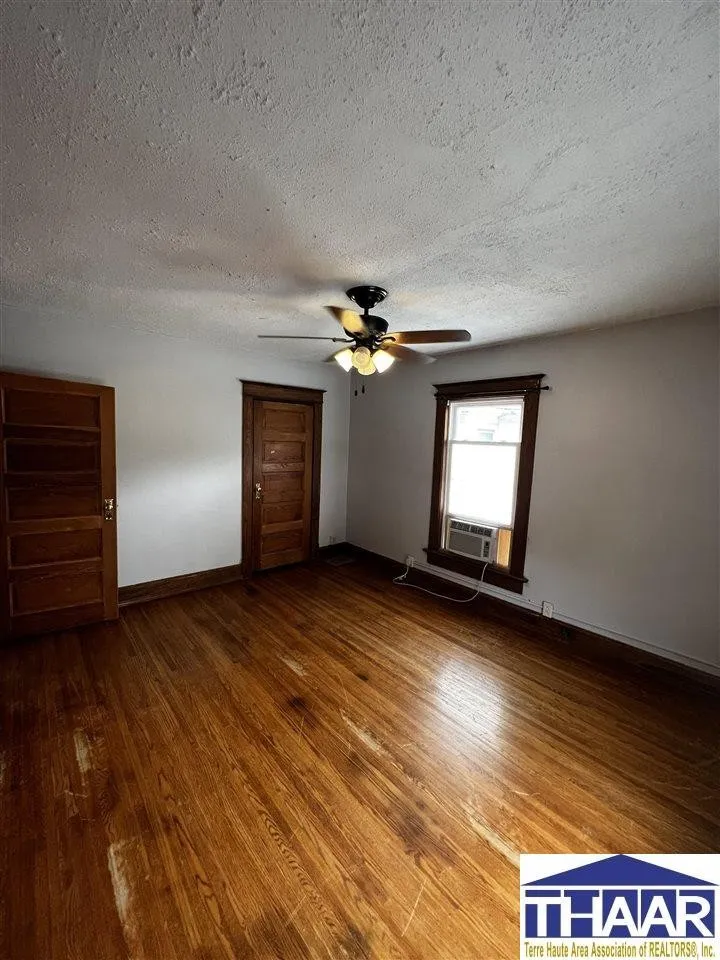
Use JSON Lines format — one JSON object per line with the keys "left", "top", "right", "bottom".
{"left": 0, "top": 372, "right": 118, "bottom": 640}
{"left": 252, "top": 400, "right": 315, "bottom": 570}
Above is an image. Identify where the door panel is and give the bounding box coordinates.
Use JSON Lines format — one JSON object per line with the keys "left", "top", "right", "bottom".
{"left": 252, "top": 400, "right": 314, "bottom": 571}
{"left": 10, "top": 603, "right": 107, "bottom": 638}
{"left": 0, "top": 372, "right": 118, "bottom": 640}
{"left": 265, "top": 408, "right": 307, "bottom": 432}
{"left": 262, "top": 473, "right": 305, "bottom": 502}
{"left": 10, "top": 529, "right": 102, "bottom": 567}
{"left": 11, "top": 570, "right": 104, "bottom": 615}
{"left": 6, "top": 438, "right": 99, "bottom": 472}
{"left": 261, "top": 528, "right": 304, "bottom": 554}
{"left": 4, "top": 388, "right": 101, "bottom": 428}
{"left": 261, "top": 501, "right": 304, "bottom": 525}
{"left": 262, "top": 440, "right": 304, "bottom": 464}
{"left": 6, "top": 483, "right": 101, "bottom": 521}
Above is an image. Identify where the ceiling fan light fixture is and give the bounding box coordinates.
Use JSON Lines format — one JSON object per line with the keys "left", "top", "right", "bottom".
{"left": 372, "top": 350, "right": 395, "bottom": 373}
{"left": 351, "top": 346, "right": 373, "bottom": 371}
{"left": 260, "top": 286, "right": 470, "bottom": 373}
{"left": 333, "top": 347, "right": 354, "bottom": 372}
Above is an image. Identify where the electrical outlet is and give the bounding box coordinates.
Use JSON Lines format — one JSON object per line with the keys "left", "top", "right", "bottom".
{"left": 328, "top": 536, "right": 337, "bottom": 545}
{"left": 405, "top": 555, "right": 415, "bottom": 568}
{"left": 541, "top": 601, "right": 554, "bottom": 619}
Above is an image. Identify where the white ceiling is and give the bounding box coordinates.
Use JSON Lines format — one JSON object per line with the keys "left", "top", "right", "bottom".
{"left": 2, "top": 0, "right": 718, "bottom": 360}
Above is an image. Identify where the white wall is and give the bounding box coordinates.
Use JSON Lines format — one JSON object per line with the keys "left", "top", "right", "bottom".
{"left": 0, "top": 305, "right": 350, "bottom": 587}
{"left": 3, "top": 302, "right": 718, "bottom": 674}
{"left": 347, "top": 308, "right": 720, "bottom": 673}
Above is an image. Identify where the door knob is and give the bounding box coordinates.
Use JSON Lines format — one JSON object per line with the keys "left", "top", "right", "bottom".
{"left": 254, "top": 482, "right": 263, "bottom": 501}
{"left": 104, "top": 497, "right": 115, "bottom": 521}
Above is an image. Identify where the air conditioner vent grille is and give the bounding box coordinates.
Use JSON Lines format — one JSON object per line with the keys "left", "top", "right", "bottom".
{"left": 449, "top": 519, "right": 494, "bottom": 538}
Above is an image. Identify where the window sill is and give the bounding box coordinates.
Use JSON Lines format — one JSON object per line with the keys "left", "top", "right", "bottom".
{"left": 423, "top": 547, "right": 527, "bottom": 594}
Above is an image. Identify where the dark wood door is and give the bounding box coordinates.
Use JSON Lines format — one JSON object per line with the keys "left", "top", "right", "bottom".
{"left": 252, "top": 400, "right": 314, "bottom": 570}
{"left": 0, "top": 372, "right": 118, "bottom": 640}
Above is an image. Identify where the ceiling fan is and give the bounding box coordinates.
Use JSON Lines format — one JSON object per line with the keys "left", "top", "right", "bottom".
{"left": 258, "top": 285, "right": 471, "bottom": 375}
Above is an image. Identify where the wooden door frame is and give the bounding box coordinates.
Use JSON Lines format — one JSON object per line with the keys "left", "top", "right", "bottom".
{"left": 241, "top": 381, "right": 325, "bottom": 578}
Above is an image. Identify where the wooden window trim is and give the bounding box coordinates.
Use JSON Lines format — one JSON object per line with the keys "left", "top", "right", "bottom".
{"left": 425, "top": 374, "right": 545, "bottom": 594}
{"left": 240, "top": 381, "right": 325, "bottom": 578}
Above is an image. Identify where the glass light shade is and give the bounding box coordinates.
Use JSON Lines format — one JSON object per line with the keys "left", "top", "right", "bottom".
{"left": 372, "top": 350, "right": 395, "bottom": 373}
{"left": 333, "top": 348, "right": 354, "bottom": 372}
{"left": 351, "top": 346, "right": 373, "bottom": 370}
{"left": 357, "top": 359, "right": 376, "bottom": 375}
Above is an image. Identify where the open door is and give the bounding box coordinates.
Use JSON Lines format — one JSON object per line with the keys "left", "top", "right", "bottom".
{"left": 0, "top": 372, "right": 118, "bottom": 640}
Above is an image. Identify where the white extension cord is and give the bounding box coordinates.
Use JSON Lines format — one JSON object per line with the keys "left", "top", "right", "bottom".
{"left": 393, "top": 559, "right": 490, "bottom": 603}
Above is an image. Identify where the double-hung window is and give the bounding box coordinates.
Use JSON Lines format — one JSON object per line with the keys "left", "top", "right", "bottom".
{"left": 426, "top": 375, "right": 545, "bottom": 593}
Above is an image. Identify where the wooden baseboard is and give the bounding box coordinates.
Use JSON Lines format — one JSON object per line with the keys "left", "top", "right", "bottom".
{"left": 317, "top": 541, "right": 350, "bottom": 559}
{"left": 346, "top": 545, "right": 720, "bottom": 693}
{"left": 119, "top": 563, "right": 244, "bottom": 607}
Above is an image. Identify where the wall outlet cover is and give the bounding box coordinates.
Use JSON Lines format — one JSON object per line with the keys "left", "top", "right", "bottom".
{"left": 541, "top": 601, "right": 554, "bottom": 618}
{"left": 405, "top": 555, "right": 415, "bottom": 567}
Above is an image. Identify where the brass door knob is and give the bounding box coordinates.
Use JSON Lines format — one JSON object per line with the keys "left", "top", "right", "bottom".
{"left": 104, "top": 497, "right": 115, "bottom": 521}
{"left": 254, "top": 483, "right": 263, "bottom": 501}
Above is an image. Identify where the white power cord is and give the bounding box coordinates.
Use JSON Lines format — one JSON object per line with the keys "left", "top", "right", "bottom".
{"left": 393, "top": 559, "right": 489, "bottom": 603}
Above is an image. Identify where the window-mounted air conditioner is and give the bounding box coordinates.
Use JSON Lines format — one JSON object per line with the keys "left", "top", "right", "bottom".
{"left": 446, "top": 518, "right": 498, "bottom": 562}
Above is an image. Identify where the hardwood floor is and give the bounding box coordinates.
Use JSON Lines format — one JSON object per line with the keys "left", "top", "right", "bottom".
{"left": 1, "top": 558, "right": 718, "bottom": 959}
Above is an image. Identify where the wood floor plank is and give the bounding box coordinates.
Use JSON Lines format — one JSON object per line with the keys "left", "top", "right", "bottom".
{"left": 1, "top": 556, "right": 718, "bottom": 959}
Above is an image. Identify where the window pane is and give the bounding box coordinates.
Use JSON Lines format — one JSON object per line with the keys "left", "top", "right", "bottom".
{"left": 450, "top": 400, "right": 523, "bottom": 443}
{"left": 446, "top": 442, "right": 518, "bottom": 527}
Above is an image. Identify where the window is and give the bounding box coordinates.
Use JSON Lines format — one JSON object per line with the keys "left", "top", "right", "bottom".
{"left": 426, "top": 374, "right": 545, "bottom": 593}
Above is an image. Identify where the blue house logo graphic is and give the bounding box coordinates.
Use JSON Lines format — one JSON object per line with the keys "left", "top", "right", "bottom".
{"left": 522, "top": 855, "right": 718, "bottom": 940}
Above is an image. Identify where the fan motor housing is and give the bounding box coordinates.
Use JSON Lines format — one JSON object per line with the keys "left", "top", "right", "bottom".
{"left": 343, "top": 315, "right": 389, "bottom": 342}
{"left": 343, "top": 286, "right": 390, "bottom": 342}
{"left": 364, "top": 314, "right": 389, "bottom": 338}
{"left": 346, "top": 285, "right": 388, "bottom": 311}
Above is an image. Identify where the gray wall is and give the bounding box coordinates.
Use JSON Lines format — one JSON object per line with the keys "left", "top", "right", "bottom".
{"left": 347, "top": 309, "right": 720, "bottom": 673}
{"left": 1, "top": 305, "right": 350, "bottom": 587}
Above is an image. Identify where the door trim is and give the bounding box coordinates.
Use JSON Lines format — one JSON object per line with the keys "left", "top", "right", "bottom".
{"left": 241, "top": 381, "right": 325, "bottom": 578}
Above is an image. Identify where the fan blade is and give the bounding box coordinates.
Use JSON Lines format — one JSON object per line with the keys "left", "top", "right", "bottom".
{"left": 257, "top": 335, "right": 349, "bottom": 341}
{"left": 325, "top": 306, "right": 369, "bottom": 336}
{"left": 386, "top": 329, "right": 471, "bottom": 344}
{"left": 382, "top": 343, "right": 436, "bottom": 364}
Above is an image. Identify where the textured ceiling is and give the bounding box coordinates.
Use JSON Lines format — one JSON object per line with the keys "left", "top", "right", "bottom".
{"left": 2, "top": 0, "right": 718, "bottom": 359}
